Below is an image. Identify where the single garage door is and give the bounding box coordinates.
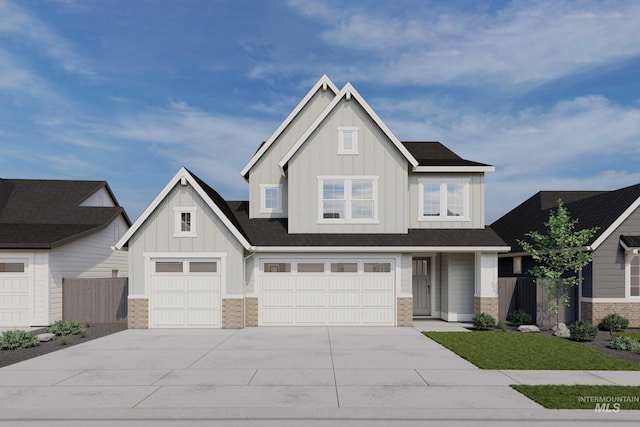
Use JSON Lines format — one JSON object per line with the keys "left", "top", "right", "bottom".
{"left": 259, "top": 259, "right": 395, "bottom": 326}
{"left": 150, "top": 258, "right": 221, "bottom": 328}
{"left": 0, "top": 260, "right": 30, "bottom": 327}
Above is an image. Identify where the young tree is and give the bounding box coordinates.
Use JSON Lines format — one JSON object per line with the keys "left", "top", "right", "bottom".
{"left": 517, "top": 200, "right": 599, "bottom": 331}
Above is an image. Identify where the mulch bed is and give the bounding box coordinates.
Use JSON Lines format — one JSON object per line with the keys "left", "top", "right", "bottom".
{"left": 0, "top": 323, "right": 127, "bottom": 369}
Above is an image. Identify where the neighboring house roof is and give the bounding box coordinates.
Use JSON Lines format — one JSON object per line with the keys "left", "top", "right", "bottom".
{"left": 278, "top": 83, "right": 420, "bottom": 175}
{"left": 491, "top": 183, "right": 640, "bottom": 253}
{"left": 0, "top": 178, "right": 130, "bottom": 249}
{"left": 225, "top": 201, "right": 508, "bottom": 251}
{"left": 115, "top": 168, "right": 252, "bottom": 250}
{"left": 401, "top": 142, "right": 494, "bottom": 171}
{"left": 240, "top": 75, "right": 339, "bottom": 179}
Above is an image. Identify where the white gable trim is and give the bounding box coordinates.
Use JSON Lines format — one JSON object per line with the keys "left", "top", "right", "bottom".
{"left": 278, "top": 83, "right": 419, "bottom": 176}
{"left": 588, "top": 195, "right": 640, "bottom": 251}
{"left": 240, "top": 75, "right": 339, "bottom": 178}
{"left": 115, "top": 168, "right": 252, "bottom": 250}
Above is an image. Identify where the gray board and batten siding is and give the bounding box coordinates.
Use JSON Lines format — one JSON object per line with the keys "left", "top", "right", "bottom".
{"left": 127, "top": 181, "right": 245, "bottom": 296}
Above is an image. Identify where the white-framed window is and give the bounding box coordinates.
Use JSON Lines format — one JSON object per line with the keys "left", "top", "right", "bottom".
{"left": 260, "top": 184, "right": 283, "bottom": 214}
{"left": 337, "top": 127, "right": 359, "bottom": 154}
{"left": 318, "top": 176, "right": 378, "bottom": 223}
{"left": 629, "top": 255, "right": 640, "bottom": 297}
{"left": 418, "top": 178, "right": 470, "bottom": 221}
{"left": 173, "top": 207, "right": 197, "bottom": 237}
{"left": 513, "top": 256, "right": 522, "bottom": 274}
{"left": 0, "top": 262, "right": 25, "bottom": 273}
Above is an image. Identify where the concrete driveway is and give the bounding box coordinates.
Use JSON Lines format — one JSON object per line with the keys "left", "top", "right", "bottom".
{"left": 4, "top": 325, "right": 637, "bottom": 425}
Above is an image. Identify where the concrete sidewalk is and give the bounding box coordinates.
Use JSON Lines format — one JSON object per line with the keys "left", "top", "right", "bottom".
{"left": 0, "top": 325, "right": 638, "bottom": 425}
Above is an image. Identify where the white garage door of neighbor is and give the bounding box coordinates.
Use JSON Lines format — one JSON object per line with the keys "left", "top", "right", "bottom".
{"left": 150, "top": 259, "right": 221, "bottom": 328}
{"left": 0, "top": 259, "right": 30, "bottom": 327}
{"left": 259, "top": 259, "right": 395, "bottom": 326}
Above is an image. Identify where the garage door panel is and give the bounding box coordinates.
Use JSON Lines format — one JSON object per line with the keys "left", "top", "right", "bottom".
{"left": 328, "top": 309, "right": 361, "bottom": 324}
{"left": 187, "top": 276, "right": 220, "bottom": 292}
{"left": 295, "top": 293, "right": 327, "bottom": 307}
{"left": 261, "top": 277, "right": 296, "bottom": 291}
{"left": 187, "top": 310, "right": 219, "bottom": 327}
{"left": 295, "top": 308, "right": 327, "bottom": 324}
{"left": 187, "top": 293, "right": 220, "bottom": 309}
{"left": 328, "top": 277, "right": 360, "bottom": 291}
{"left": 152, "top": 276, "right": 184, "bottom": 292}
{"left": 153, "top": 311, "right": 186, "bottom": 327}
{"left": 362, "top": 293, "right": 394, "bottom": 307}
{"left": 362, "top": 277, "right": 394, "bottom": 291}
{"left": 328, "top": 293, "right": 360, "bottom": 307}
{"left": 362, "top": 308, "right": 394, "bottom": 324}
{"left": 261, "top": 309, "right": 294, "bottom": 324}
{"left": 153, "top": 293, "right": 185, "bottom": 309}
{"left": 296, "top": 278, "right": 327, "bottom": 291}
{"left": 261, "top": 292, "right": 295, "bottom": 308}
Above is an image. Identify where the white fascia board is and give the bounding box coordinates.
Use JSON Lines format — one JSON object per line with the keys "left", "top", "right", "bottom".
{"left": 115, "top": 167, "right": 252, "bottom": 251}
{"left": 278, "top": 83, "right": 419, "bottom": 176}
{"left": 413, "top": 165, "right": 495, "bottom": 173}
{"left": 253, "top": 246, "right": 511, "bottom": 253}
{"left": 239, "top": 75, "right": 339, "bottom": 179}
{"left": 590, "top": 195, "right": 640, "bottom": 250}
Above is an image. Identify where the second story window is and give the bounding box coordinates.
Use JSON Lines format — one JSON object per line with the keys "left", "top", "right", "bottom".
{"left": 338, "top": 127, "right": 359, "bottom": 154}
{"left": 174, "top": 207, "right": 197, "bottom": 237}
{"left": 260, "top": 184, "right": 283, "bottom": 214}
{"left": 318, "top": 176, "right": 378, "bottom": 222}
{"left": 418, "top": 178, "right": 470, "bottom": 221}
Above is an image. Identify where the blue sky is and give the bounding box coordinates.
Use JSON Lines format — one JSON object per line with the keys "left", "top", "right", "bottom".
{"left": 1, "top": 0, "right": 639, "bottom": 223}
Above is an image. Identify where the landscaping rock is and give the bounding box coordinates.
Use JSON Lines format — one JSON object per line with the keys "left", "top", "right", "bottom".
{"left": 517, "top": 325, "right": 541, "bottom": 333}
{"left": 36, "top": 333, "right": 56, "bottom": 342}
{"left": 552, "top": 322, "right": 570, "bottom": 338}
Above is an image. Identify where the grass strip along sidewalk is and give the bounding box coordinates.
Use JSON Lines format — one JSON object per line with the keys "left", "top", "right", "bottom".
{"left": 423, "top": 332, "right": 640, "bottom": 370}
{"left": 511, "top": 385, "right": 640, "bottom": 410}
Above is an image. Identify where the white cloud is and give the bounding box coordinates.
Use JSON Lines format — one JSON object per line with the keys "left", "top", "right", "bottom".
{"left": 289, "top": 0, "right": 640, "bottom": 88}
{"left": 0, "top": 0, "right": 93, "bottom": 77}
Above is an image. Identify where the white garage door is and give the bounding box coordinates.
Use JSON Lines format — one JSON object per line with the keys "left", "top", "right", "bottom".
{"left": 150, "top": 259, "right": 221, "bottom": 328}
{"left": 259, "top": 259, "right": 395, "bottom": 326}
{"left": 0, "top": 260, "right": 30, "bottom": 327}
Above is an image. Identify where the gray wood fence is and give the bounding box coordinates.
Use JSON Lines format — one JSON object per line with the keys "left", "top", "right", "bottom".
{"left": 62, "top": 278, "right": 128, "bottom": 323}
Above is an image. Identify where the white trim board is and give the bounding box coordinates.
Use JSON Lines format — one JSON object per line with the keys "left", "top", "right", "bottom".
{"left": 240, "top": 74, "right": 339, "bottom": 178}
{"left": 115, "top": 168, "right": 252, "bottom": 250}
{"left": 413, "top": 166, "right": 495, "bottom": 173}
{"left": 253, "top": 246, "right": 511, "bottom": 253}
{"left": 278, "top": 82, "right": 419, "bottom": 176}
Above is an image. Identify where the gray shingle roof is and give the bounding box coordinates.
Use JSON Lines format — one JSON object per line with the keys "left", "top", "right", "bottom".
{"left": 621, "top": 235, "right": 640, "bottom": 248}
{"left": 401, "top": 142, "right": 492, "bottom": 167}
{"left": 491, "top": 184, "right": 640, "bottom": 252}
{"left": 0, "top": 179, "right": 130, "bottom": 249}
{"left": 223, "top": 201, "right": 506, "bottom": 248}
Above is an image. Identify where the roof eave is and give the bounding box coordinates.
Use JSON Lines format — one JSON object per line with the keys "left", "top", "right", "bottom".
{"left": 252, "top": 245, "right": 511, "bottom": 253}
{"left": 413, "top": 165, "right": 495, "bottom": 173}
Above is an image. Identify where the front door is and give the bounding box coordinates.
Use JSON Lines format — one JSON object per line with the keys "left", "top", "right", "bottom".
{"left": 412, "top": 258, "right": 431, "bottom": 316}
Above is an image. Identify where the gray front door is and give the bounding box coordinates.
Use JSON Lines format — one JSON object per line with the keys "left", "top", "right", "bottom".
{"left": 412, "top": 258, "right": 431, "bottom": 316}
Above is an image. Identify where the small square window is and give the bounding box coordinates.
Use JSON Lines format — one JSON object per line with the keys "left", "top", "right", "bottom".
{"left": 513, "top": 256, "right": 522, "bottom": 274}
{"left": 174, "top": 207, "right": 197, "bottom": 237}
{"left": 338, "top": 127, "right": 359, "bottom": 154}
{"left": 330, "top": 263, "right": 358, "bottom": 273}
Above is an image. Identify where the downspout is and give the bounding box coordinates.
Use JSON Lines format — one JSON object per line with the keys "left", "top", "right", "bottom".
{"left": 243, "top": 251, "right": 255, "bottom": 327}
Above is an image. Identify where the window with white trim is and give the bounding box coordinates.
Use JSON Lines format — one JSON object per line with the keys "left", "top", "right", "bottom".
{"left": 173, "top": 207, "right": 197, "bottom": 237}
{"left": 318, "top": 176, "right": 377, "bottom": 222}
{"left": 0, "top": 262, "right": 24, "bottom": 273}
{"left": 631, "top": 255, "right": 640, "bottom": 297}
{"left": 260, "top": 184, "right": 283, "bottom": 214}
{"left": 418, "top": 178, "right": 470, "bottom": 221}
{"left": 338, "top": 127, "right": 358, "bottom": 154}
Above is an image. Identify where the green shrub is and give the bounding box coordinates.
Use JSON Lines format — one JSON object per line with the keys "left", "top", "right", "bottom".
{"left": 472, "top": 312, "right": 496, "bottom": 330}
{"left": 609, "top": 336, "right": 640, "bottom": 352}
{"left": 47, "top": 320, "right": 82, "bottom": 336}
{"left": 0, "top": 330, "right": 39, "bottom": 350}
{"left": 599, "top": 313, "right": 629, "bottom": 333}
{"left": 506, "top": 310, "right": 533, "bottom": 326}
{"left": 569, "top": 321, "right": 597, "bottom": 342}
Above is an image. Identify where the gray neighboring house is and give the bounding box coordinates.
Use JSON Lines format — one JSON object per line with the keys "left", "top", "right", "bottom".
{"left": 0, "top": 179, "right": 130, "bottom": 327}
{"left": 491, "top": 184, "right": 640, "bottom": 327}
{"left": 116, "top": 75, "right": 509, "bottom": 329}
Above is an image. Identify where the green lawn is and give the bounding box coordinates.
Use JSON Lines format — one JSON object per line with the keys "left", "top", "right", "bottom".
{"left": 423, "top": 332, "right": 640, "bottom": 370}
{"left": 613, "top": 331, "right": 640, "bottom": 340}
{"left": 511, "top": 385, "right": 640, "bottom": 410}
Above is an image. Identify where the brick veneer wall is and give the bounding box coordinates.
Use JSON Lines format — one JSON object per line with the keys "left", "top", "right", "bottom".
{"left": 581, "top": 301, "right": 640, "bottom": 328}
{"left": 221, "top": 298, "right": 244, "bottom": 329}
{"left": 474, "top": 296, "right": 499, "bottom": 320}
{"left": 128, "top": 298, "right": 148, "bottom": 329}
{"left": 397, "top": 297, "right": 413, "bottom": 327}
{"left": 245, "top": 297, "right": 258, "bottom": 327}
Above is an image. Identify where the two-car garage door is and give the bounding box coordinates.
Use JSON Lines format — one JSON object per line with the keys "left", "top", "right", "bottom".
{"left": 259, "top": 258, "right": 396, "bottom": 326}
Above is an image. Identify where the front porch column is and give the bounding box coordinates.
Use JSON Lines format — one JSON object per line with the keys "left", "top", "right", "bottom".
{"left": 474, "top": 252, "right": 499, "bottom": 320}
